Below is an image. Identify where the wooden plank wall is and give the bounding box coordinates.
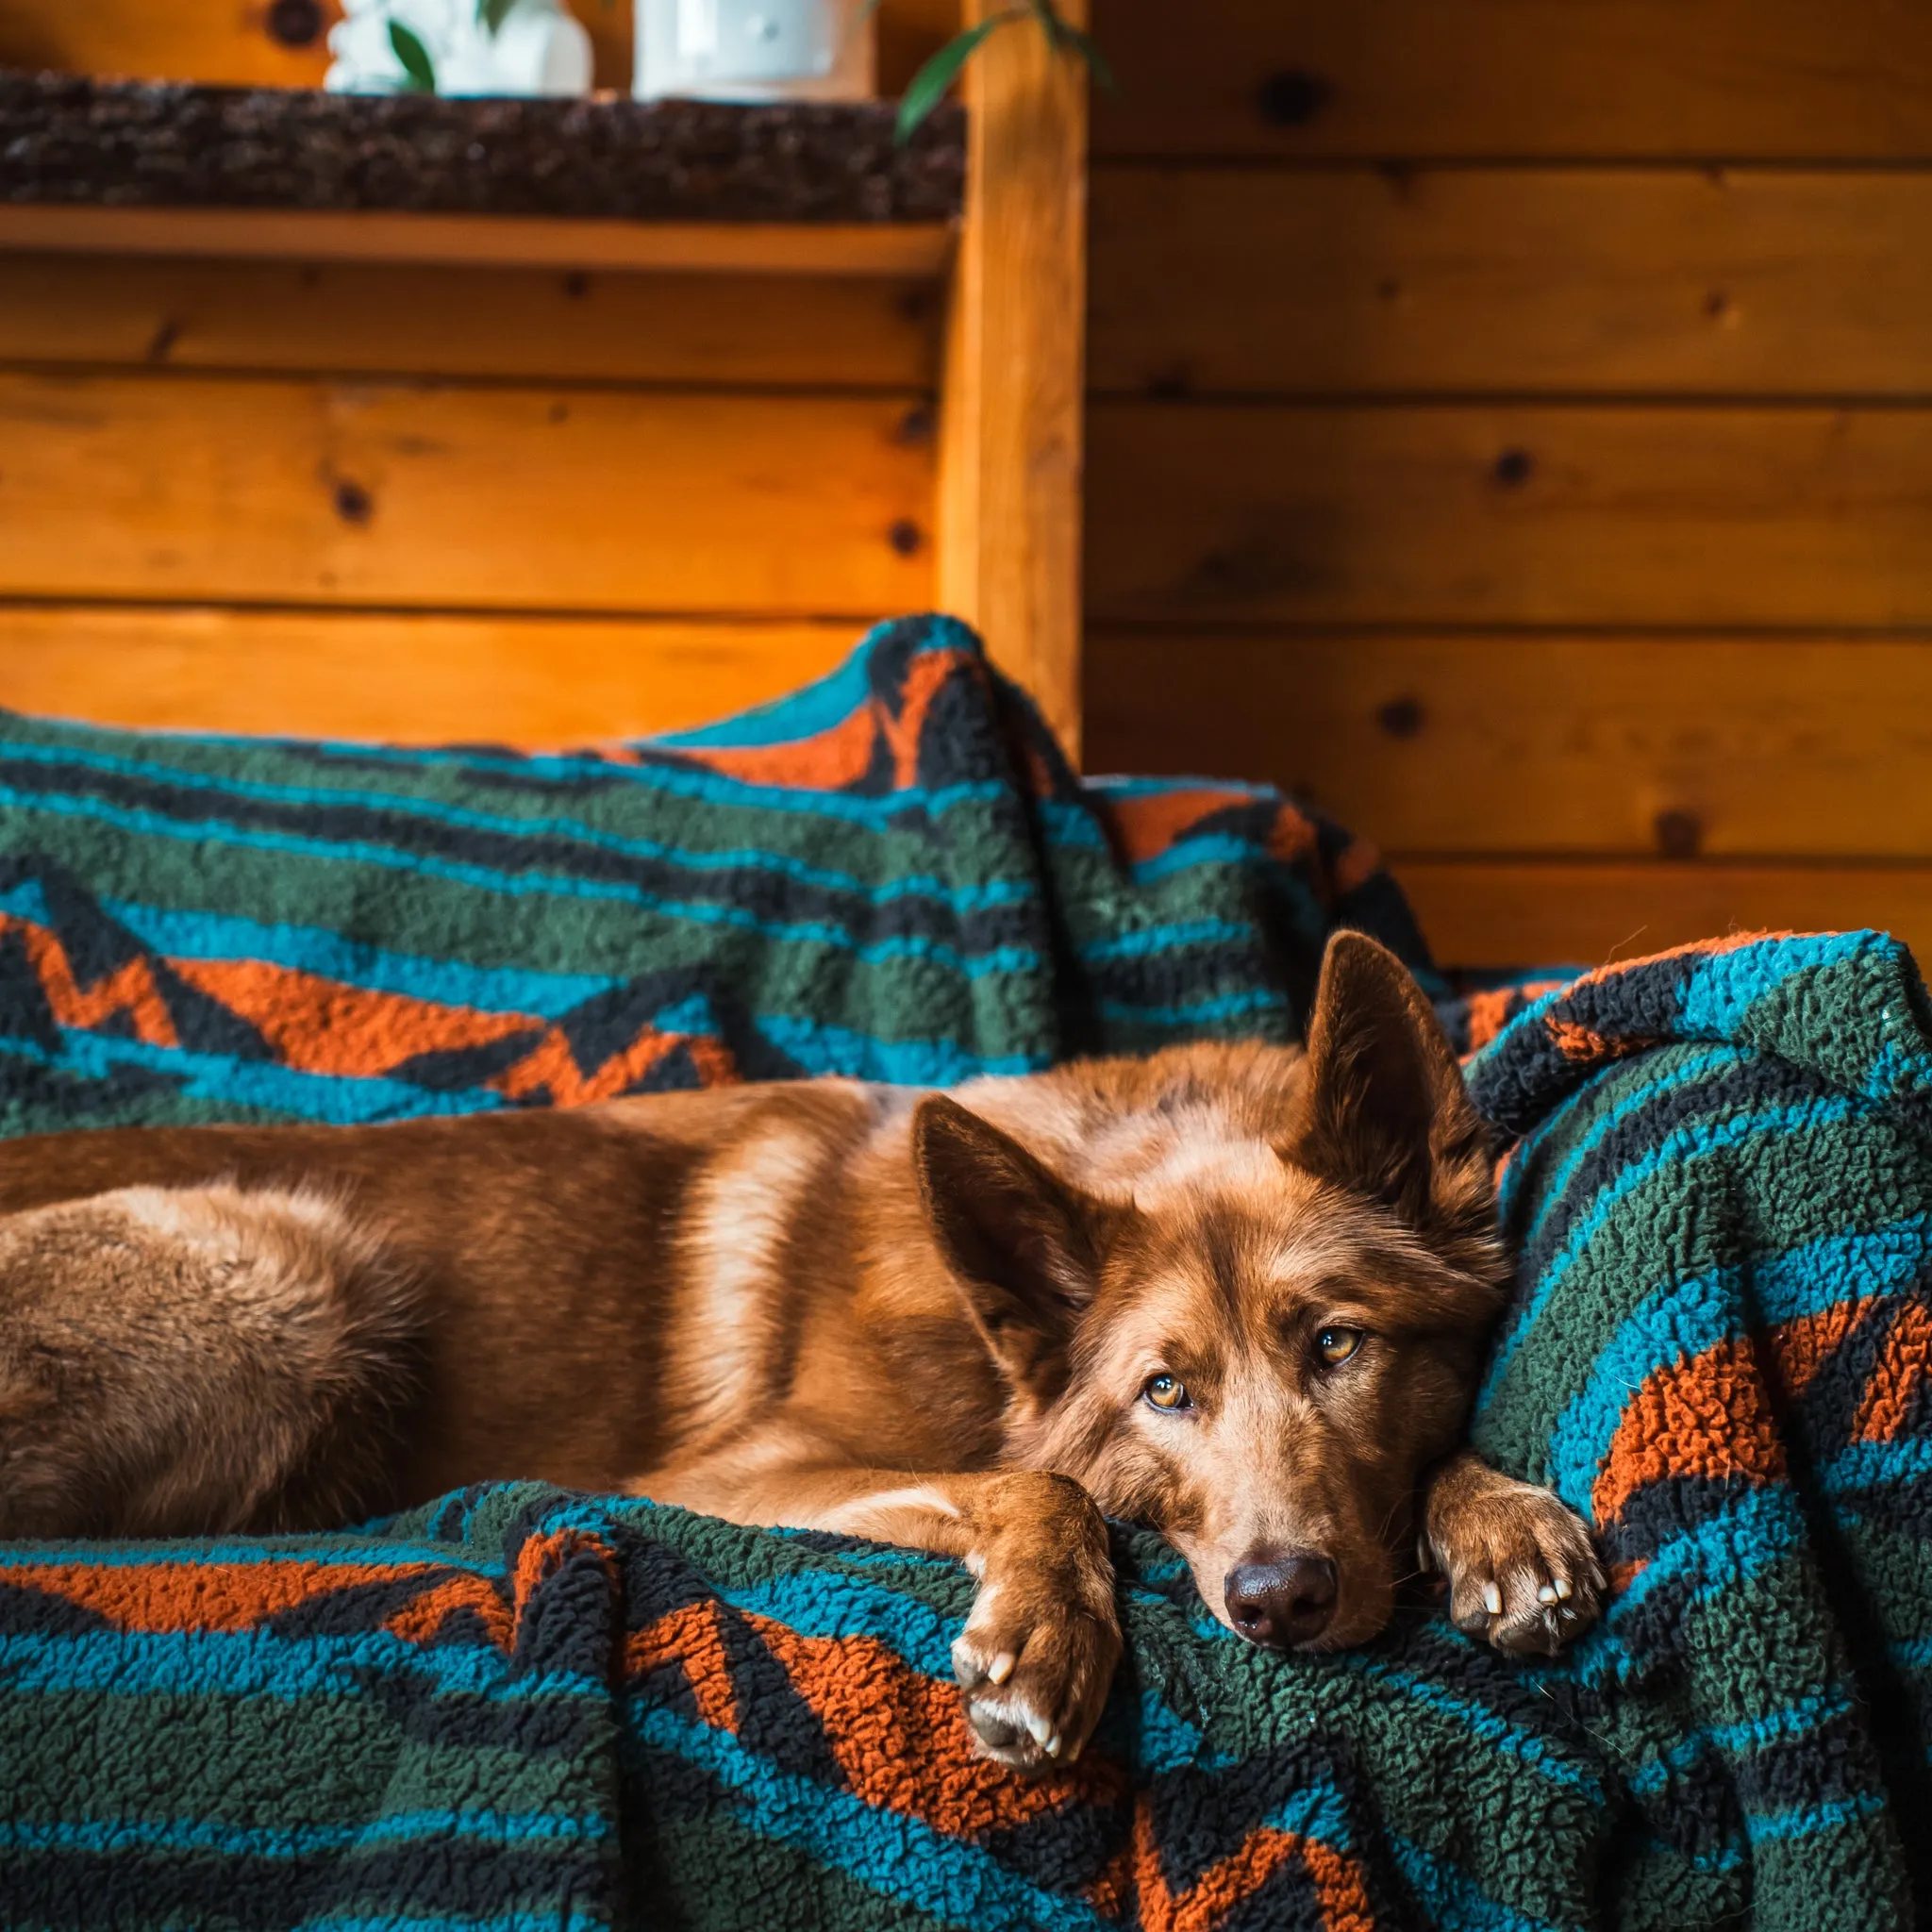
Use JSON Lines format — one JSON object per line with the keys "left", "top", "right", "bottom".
{"left": 0, "top": 2, "right": 960, "bottom": 744}
{"left": 0, "top": 253, "right": 937, "bottom": 742}
{"left": 1081, "top": 0, "right": 1932, "bottom": 968}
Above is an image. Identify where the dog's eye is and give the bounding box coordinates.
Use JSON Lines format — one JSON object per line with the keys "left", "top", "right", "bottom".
{"left": 1142, "top": 1374, "right": 1191, "bottom": 1412}
{"left": 1316, "top": 1326, "right": 1364, "bottom": 1367}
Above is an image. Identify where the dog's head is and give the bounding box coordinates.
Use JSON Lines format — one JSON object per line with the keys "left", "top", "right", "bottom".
{"left": 914, "top": 932, "right": 1507, "bottom": 1650}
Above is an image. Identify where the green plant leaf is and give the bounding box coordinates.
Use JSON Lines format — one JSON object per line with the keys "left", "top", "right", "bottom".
{"left": 477, "top": 0, "right": 516, "bottom": 35}
{"left": 894, "top": 11, "right": 1018, "bottom": 142}
{"left": 388, "top": 18, "right": 437, "bottom": 91}
{"left": 1024, "top": 3, "right": 1117, "bottom": 89}
{"left": 1054, "top": 19, "right": 1117, "bottom": 92}
{"left": 1026, "top": 0, "right": 1070, "bottom": 52}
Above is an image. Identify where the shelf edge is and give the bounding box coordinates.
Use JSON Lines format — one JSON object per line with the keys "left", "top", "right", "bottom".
{"left": 0, "top": 202, "right": 958, "bottom": 276}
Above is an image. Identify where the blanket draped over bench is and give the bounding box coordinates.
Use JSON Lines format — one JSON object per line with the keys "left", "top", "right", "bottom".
{"left": 0, "top": 613, "right": 1426, "bottom": 1132}
{"left": 0, "top": 620, "right": 1927, "bottom": 1930}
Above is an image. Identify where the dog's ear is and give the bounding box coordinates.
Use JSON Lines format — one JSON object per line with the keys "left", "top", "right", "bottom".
{"left": 914, "top": 1095, "right": 1112, "bottom": 1397}
{"left": 1286, "top": 932, "right": 1494, "bottom": 1248}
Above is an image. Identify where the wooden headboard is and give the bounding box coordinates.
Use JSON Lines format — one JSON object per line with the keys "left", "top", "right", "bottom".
{"left": 0, "top": 1, "right": 1087, "bottom": 757}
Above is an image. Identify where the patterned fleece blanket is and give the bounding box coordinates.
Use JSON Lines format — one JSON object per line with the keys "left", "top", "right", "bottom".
{"left": 0, "top": 613, "right": 1427, "bottom": 1131}
{"left": 0, "top": 621, "right": 1927, "bottom": 1929}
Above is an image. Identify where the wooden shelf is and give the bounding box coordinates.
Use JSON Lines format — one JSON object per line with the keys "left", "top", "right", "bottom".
{"left": 0, "top": 40, "right": 1085, "bottom": 754}
{"left": 0, "top": 75, "right": 964, "bottom": 216}
{"left": 0, "top": 202, "right": 956, "bottom": 276}
{"left": 0, "top": 75, "right": 961, "bottom": 275}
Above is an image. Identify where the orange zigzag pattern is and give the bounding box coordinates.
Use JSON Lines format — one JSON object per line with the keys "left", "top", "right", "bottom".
{"left": 3, "top": 914, "right": 736, "bottom": 1102}
{"left": 624, "top": 1600, "right": 1370, "bottom": 1927}
{"left": 9, "top": 1545, "right": 1370, "bottom": 1926}
{"left": 1850, "top": 1299, "right": 1932, "bottom": 1443}
{"left": 625, "top": 1602, "right": 1116, "bottom": 1840}
{"left": 1595, "top": 1290, "right": 1928, "bottom": 1531}
{"left": 0, "top": 910, "right": 178, "bottom": 1047}
{"left": 641, "top": 648, "right": 972, "bottom": 793}
{"left": 0, "top": 1557, "right": 469, "bottom": 1639}
{"left": 1124, "top": 1797, "right": 1376, "bottom": 1932}
{"left": 0, "top": 1528, "right": 617, "bottom": 1657}
{"left": 1594, "top": 1337, "right": 1787, "bottom": 1526}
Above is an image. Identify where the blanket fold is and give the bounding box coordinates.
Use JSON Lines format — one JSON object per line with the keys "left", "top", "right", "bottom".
{"left": 0, "top": 623, "right": 1928, "bottom": 1929}
{"left": 0, "top": 615, "right": 1428, "bottom": 1130}
{"left": 1464, "top": 931, "right": 1932, "bottom": 1932}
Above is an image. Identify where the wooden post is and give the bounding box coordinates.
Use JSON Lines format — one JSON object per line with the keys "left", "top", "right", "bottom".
{"left": 937, "top": 0, "right": 1090, "bottom": 762}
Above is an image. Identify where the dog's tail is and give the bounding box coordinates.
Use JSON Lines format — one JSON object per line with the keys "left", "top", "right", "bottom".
{"left": 0, "top": 1183, "right": 420, "bottom": 1538}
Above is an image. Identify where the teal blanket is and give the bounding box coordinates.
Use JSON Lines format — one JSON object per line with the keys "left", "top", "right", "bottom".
{"left": 0, "top": 620, "right": 1927, "bottom": 1928}
{"left": 0, "top": 614, "right": 1428, "bottom": 1129}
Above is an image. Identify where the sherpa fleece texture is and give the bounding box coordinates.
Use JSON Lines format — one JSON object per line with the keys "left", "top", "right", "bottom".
{"left": 0, "top": 612, "right": 1430, "bottom": 1131}
{"left": 0, "top": 624, "right": 1927, "bottom": 1927}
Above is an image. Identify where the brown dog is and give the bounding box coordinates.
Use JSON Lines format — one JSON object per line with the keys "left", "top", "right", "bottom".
{"left": 0, "top": 932, "right": 1601, "bottom": 1769}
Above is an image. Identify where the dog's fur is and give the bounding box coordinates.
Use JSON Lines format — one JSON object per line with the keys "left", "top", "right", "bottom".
{"left": 0, "top": 934, "right": 1601, "bottom": 1768}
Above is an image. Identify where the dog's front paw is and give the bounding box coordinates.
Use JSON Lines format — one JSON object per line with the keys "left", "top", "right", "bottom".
{"left": 952, "top": 1569, "right": 1120, "bottom": 1773}
{"left": 1426, "top": 1457, "right": 1606, "bottom": 1657}
{"left": 950, "top": 1474, "right": 1121, "bottom": 1773}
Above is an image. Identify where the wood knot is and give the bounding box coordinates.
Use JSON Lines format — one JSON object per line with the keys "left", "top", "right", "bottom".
{"left": 264, "top": 0, "right": 325, "bottom": 48}
{"left": 1257, "top": 70, "right": 1334, "bottom": 128}
{"left": 1654, "top": 809, "right": 1703, "bottom": 859}
{"left": 887, "top": 518, "right": 924, "bottom": 558}
{"left": 1376, "top": 697, "right": 1425, "bottom": 740}
{"left": 332, "top": 479, "right": 374, "bottom": 526}
{"left": 1492, "top": 448, "right": 1536, "bottom": 488}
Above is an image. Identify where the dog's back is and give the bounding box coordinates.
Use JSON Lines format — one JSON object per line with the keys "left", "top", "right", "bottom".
{"left": 0, "top": 1046, "right": 1341, "bottom": 1525}
{"left": 0, "top": 1081, "right": 887, "bottom": 1519}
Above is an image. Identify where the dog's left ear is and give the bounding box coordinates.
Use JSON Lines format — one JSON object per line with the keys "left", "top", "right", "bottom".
{"left": 1286, "top": 932, "right": 1494, "bottom": 1248}
{"left": 914, "top": 1095, "right": 1113, "bottom": 1398}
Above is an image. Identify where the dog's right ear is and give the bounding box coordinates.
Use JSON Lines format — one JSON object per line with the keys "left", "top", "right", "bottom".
{"left": 913, "top": 1095, "right": 1111, "bottom": 1398}
{"left": 1286, "top": 931, "right": 1497, "bottom": 1261}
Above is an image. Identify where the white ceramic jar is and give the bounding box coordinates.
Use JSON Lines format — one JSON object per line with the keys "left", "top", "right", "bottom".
{"left": 326, "top": 0, "right": 594, "bottom": 97}
{"left": 633, "top": 0, "right": 876, "bottom": 102}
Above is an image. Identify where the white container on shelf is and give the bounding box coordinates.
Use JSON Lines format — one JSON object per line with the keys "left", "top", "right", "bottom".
{"left": 633, "top": 0, "right": 875, "bottom": 102}
{"left": 326, "top": 0, "right": 594, "bottom": 97}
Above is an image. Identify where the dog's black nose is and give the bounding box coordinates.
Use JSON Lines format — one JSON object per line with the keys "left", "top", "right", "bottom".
{"left": 1224, "top": 1550, "right": 1338, "bottom": 1645}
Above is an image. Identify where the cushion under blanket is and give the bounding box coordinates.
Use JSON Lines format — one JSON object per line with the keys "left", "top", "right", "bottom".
{"left": 1, "top": 626, "right": 1929, "bottom": 1928}
{"left": 0, "top": 613, "right": 1430, "bottom": 1129}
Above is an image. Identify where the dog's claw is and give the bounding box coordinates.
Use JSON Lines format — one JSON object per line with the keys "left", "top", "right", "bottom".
{"left": 954, "top": 1595, "right": 1116, "bottom": 1775}
{"left": 1429, "top": 1467, "right": 1607, "bottom": 1658}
